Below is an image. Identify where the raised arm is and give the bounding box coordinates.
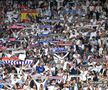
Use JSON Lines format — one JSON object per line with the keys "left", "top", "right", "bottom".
{"left": 35, "top": 60, "right": 40, "bottom": 66}
{"left": 62, "top": 52, "right": 69, "bottom": 58}
{"left": 54, "top": 52, "right": 69, "bottom": 59}
{"left": 54, "top": 53, "right": 60, "bottom": 59}
{"left": 32, "top": 60, "right": 40, "bottom": 71}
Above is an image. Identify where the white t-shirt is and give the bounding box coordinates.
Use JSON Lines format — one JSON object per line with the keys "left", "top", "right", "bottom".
{"left": 47, "top": 86, "right": 57, "bottom": 90}
{"left": 63, "top": 61, "right": 69, "bottom": 70}
{"left": 7, "top": 11, "right": 14, "bottom": 22}
{"left": 74, "top": 83, "right": 78, "bottom": 90}
{"left": 51, "top": 67, "right": 56, "bottom": 73}
{"left": 90, "top": 19, "right": 97, "bottom": 25}
{"left": 80, "top": 70, "right": 88, "bottom": 81}
{"left": 89, "top": 6, "right": 94, "bottom": 11}
{"left": 44, "top": 48, "right": 48, "bottom": 56}
{"left": 44, "top": 66, "right": 50, "bottom": 71}
{"left": 62, "top": 88, "right": 69, "bottom": 90}
{"left": 86, "top": 0, "right": 90, "bottom": 7}
{"left": 23, "top": 85, "right": 30, "bottom": 90}
{"left": 90, "top": 32, "right": 97, "bottom": 39}
{"left": 73, "top": 54, "right": 80, "bottom": 59}
{"left": 35, "top": 80, "right": 47, "bottom": 90}
{"left": 47, "top": 86, "right": 55, "bottom": 90}
{"left": 99, "top": 47, "right": 103, "bottom": 55}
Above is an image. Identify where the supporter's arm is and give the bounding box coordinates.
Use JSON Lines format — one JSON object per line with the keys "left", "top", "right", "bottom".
{"left": 4, "top": 83, "right": 12, "bottom": 90}
{"left": 63, "top": 61, "right": 68, "bottom": 70}
{"left": 43, "top": 76, "right": 48, "bottom": 85}
{"left": 33, "top": 79, "right": 39, "bottom": 85}
{"left": 62, "top": 52, "right": 69, "bottom": 59}
{"left": 14, "top": 83, "right": 18, "bottom": 90}
{"left": 54, "top": 52, "right": 69, "bottom": 60}
{"left": 33, "top": 76, "right": 48, "bottom": 86}
{"left": 53, "top": 53, "right": 60, "bottom": 59}
{"left": 35, "top": 60, "right": 40, "bottom": 66}
{"left": 32, "top": 60, "right": 40, "bottom": 71}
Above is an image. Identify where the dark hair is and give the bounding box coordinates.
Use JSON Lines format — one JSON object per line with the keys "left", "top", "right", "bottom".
{"left": 16, "top": 83, "right": 19, "bottom": 87}
{"left": 30, "top": 80, "right": 35, "bottom": 88}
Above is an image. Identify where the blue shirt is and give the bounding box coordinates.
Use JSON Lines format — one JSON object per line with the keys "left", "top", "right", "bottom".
{"left": 0, "top": 83, "right": 3, "bottom": 88}
{"left": 36, "top": 66, "right": 45, "bottom": 73}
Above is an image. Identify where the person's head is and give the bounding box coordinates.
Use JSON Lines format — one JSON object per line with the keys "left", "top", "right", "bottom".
{"left": 40, "top": 62, "right": 44, "bottom": 66}
{"left": 89, "top": 58, "right": 93, "bottom": 62}
{"left": 4, "top": 68, "right": 8, "bottom": 74}
{"left": 51, "top": 79, "right": 56, "bottom": 85}
{"left": 33, "top": 84, "right": 37, "bottom": 90}
{"left": 25, "top": 80, "right": 29, "bottom": 86}
{"left": 9, "top": 50, "right": 12, "bottom": 54}
{"left": 38, "top": 79, "right": 42, "bottom": 83}
{"left": 15, "top": 83, "right": 20, "bottom": 88}
{"left": 27, "top": 75, "right": 32, "bottom": 80}
{"left": 83, "top": 55, "right": 87, "bottom": 59}
{"left": 12, "top": 69, "right": 16, "bottom": 73}
{"left": 87, "top": 87, "right": 91, "bottom": 90}
{"left": 71, "top": 78, "right": 76, "bottom": 84}
{"left": 58, "top": 68, "right": 63, "bottom": 73}
{"left": 66, "top": 81, "right": 70, "bottom": 85}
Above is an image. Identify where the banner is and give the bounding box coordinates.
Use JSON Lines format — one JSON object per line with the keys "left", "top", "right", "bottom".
{"left": 39, "top": 19, "right": 64, "bottom": 23}
{"left": 0, "top": 46, "right": 6, "bottom": 51}
{"left": 1, "top": 59, "right": 33, "bottom": 65}
{"left": 38, "top": 34, "right": 50, "bottom": 37}
{"left": 32, "top": 74, "right": 63, "bottom": 80}
{"left": 12, "top": 50, "right": 26, "bottom": 54}
{"left": 2, "top": 56, "right": 18, "bottom": 61}
{"left": 21, "top": 9, "right": 38, "bottom": 22}
{"left": 8, "top": 38, "right": 16, "bottom": 41}
{"left": 39, "top": 25, "right": 53, "bottom": 28}
{"left": 33, "top": 33, "right": 64, "bottom": 38}
{"left": 21, "top": 11, "right": 28, "bottom": 22}
{"left": 50, "top": 47, "right": 67, "bottom": 53}
{"left": 56, "top": 41, "right": 72, "bottom": 46}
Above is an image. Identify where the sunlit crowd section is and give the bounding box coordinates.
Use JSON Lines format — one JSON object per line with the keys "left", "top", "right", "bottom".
{"left": 0, "top": 0, "right": 108, "bottom": 90}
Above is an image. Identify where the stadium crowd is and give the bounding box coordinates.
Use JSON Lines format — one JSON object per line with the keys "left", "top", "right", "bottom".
{"left": 0, "top": 0, "right": 108, "bottom": 90}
